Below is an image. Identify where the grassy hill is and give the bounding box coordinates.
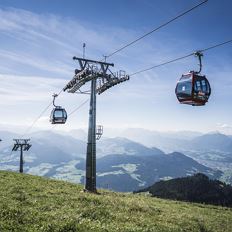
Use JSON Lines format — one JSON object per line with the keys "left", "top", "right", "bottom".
{"left": 0, "top": 171, "right": 232, "bottom": 232}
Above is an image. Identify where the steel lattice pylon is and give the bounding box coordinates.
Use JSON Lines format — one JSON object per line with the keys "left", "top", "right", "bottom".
{"left": 63, "top": 57, "right": 129, "bottom": 192}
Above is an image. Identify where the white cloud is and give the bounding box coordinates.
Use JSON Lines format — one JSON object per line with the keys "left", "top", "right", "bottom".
{"left": 0, "top": 7, "right": 232, "bottom": 133}
{"left": 216, "top": 123, "right": 232, "bottom": 129}
{"left": 0, "top": 7, "right": 191, "bottom": 77}
{"left": 0, "top": 74, "right": 66, "bottom": 104}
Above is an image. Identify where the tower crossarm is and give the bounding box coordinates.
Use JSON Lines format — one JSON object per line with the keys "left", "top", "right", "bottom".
{"left": 97, "top": 71, "right": 129, "bottom": 95}
{"left": 63, "top": 57, "right": 116, "bottom": 94}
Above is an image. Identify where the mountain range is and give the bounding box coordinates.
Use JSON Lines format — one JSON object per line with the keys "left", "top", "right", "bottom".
{"left": 119, "top": 128, "right": 232, "bottom": 153}
{"left": 0, "top": 129, "right": 226, "bottom": 191}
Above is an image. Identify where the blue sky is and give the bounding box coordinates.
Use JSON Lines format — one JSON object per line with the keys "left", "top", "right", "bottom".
{"left": 0, "top": 0, "right": 232, "bottom": 134}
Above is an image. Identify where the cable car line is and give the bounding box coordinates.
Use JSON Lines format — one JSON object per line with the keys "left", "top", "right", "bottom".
{"left": 20, "top": 78, "right": 86, "bottom": 137}
{"left": 68, "top": 99, "right": 89, "bottom": 117}
{"left": 20, "top": 85, "right": 65, "bottom": 138}
{"left": 21, "top": 38, "right": 232, "bottom": 137}
{"left": 19, "top": 3, "right": 231, "bottom": 137}
{"left": 130, "top": 53, "right": 194, "bottom": 76}
{"left": 21, "top": 101, "right": 53, "bottom": 138}
{"left": 104, "top": 0, "right": 208, "bottom": 60}
{"left": 129, "top": 38, "right": 232, "bottom": 77}
{"left": 200, "top": 38, "right": 232, "bottom": 53}
{"left": 10, "top": 93, "right": 85, "bottom": 166}
{"left": 11, "top": 99, "right": 88, "bottom": 165}
{"left": 19, "top": 37, "right": 232, "bottom": 141}
{"left": 50, "top": 98, "right": 89, "bottom": 130}
{"left": 18, "top": 0, "right": 209, "bottom": 136}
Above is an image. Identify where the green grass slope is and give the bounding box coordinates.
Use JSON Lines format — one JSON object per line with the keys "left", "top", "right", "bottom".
{"left": 0, "top": 171, "right": 232, "bottom": 232}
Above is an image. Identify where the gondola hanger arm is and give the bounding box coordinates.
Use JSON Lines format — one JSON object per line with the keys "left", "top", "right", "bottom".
{"left": 52, "top": 93, "right": 58, "bottom": 107}
{"left": 194, "top": 51, "right": 203, "bottom": 74}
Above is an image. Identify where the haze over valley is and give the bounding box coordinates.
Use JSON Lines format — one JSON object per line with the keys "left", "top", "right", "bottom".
{"left": 1, "top": 128, "right": 231, "bottom": 192}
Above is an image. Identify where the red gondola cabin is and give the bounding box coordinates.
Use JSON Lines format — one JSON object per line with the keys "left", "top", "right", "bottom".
{"left": 175, "top": 71, "right": 211, "bottom": 106}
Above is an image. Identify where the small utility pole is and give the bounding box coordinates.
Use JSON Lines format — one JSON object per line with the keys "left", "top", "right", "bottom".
{"left": 63, "top": 57, "right": 129, "bottom": 193}
{"left": 12, "top": 139, "right": 32, "bottom": 173}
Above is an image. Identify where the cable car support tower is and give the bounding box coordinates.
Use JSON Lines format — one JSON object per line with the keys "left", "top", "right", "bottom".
{"left": 63, "top": 57, "right": 129, "bottom": 193}
{"left": 12, "top": 139, "right": 32, "bottom": 173}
